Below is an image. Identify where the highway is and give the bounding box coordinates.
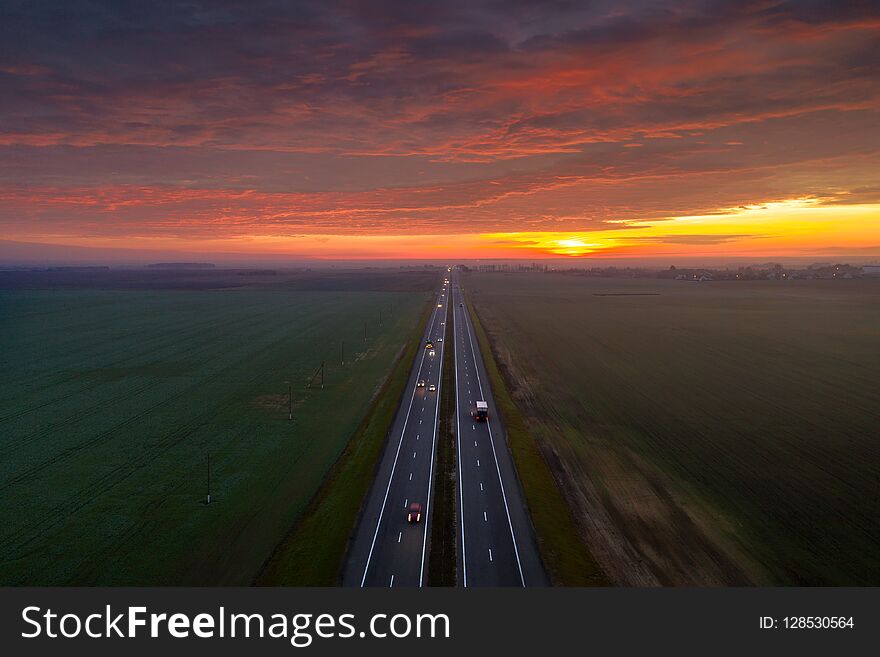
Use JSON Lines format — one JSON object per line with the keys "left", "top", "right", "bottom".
{"left": 344, "top": 272, "right": 546, "bottom": 587}
{"left": 450, "top": 273, "right": 547, "bottom": 586}
{"left": 343, "top": 283, "right": 449, "bottom": 587}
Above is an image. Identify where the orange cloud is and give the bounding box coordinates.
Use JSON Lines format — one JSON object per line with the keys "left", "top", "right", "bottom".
{"left": 2, "top": 1, "right": 879, "bottom": 261}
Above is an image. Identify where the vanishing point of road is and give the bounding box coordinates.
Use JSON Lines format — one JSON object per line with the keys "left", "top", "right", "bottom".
{"left": 343, "top": 271, "right": 546, "bottom": 587}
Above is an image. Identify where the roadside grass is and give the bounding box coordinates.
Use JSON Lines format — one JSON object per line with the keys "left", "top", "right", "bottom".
{"left": 427, "top": 307, "right": 457, "bottom": 586}
{"left": 256, "top": 300, "right": 434, "bottom": 586}
{"left": 465, "top": 297, "right": 609, "bottom": 586}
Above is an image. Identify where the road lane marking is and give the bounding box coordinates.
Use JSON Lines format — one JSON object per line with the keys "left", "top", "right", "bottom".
{"left": 405, "top": 498, "right": 408, "bottom": 507}
{"left": 413, "top": 451, "right": 417, "bottom": 459}
{"left": 488, "top": 549, "right": 493, "bottom": 562}
{"left": 398, "top": 532, "right": 402, "bottom": 543}
{"left": 390, "top": 575, "right": 395, "bottom": 587}
{"left": 360, "top": 300, "right": 442, "bottom": 587}
{"left": 480, "top": 482, "right": 483, "bottom": 491}
{"left": 477, "top": 459, "right": 480, "bottom": 467}
{"left": 484, "top": 511, "right": 488, "bottom": 522}
{"left": 461, "top": 295, "right": 526, "bottom": 587}
{"left": 409, "top": 472, "right": 413, "bottom": 481}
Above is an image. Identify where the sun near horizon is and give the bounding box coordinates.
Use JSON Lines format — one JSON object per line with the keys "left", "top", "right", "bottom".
{"left": 1, "top": 2, "right": 878, "bottom": 264}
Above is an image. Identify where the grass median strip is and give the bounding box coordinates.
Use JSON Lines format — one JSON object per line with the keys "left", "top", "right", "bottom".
{"left": 466, "top": 297, "right": 609, "bottom": 586}
{"left": 255, "top": 300, "right": 434, "bottom": 586}
{"left": 427, "top": 307, "right": 457, "bottom": 586}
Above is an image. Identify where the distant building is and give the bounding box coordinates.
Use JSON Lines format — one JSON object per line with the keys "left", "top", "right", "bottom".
{"left": 673, "top": 270, "right": 713, "bottom": 281}
{"left": 862, "top": 265, "right": 880, "bottom": 277}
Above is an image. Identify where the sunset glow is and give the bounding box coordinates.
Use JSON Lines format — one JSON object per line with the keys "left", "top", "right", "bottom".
{"left": 1, "top": 1, "right": 879, "bottom": 263}
{"left": 484, "top": 199, "right": 880, "bottom": 258}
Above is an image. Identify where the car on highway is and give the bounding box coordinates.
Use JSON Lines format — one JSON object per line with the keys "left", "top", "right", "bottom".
{"left": 437, "top": 337, "right": 443, "bottom": 342}
{"left": 417, "top": 379, "right": 425, "bottom": 388}
{"left": 425, "top": 340, "right": 434, "bottom": 349}
{"left": 428, "top": 349, "right": 435, "bottom": 356}
{"left": 437, "top": 304, "right": 442, "bottom": 308}
{"left": 473, "top": 400, "right": 489, "bottom": 421}
{"left": 428, "top": 383, "right": 436, "bottom": 392}
{"left": 459, "top": 303, "right": 463, "bottom": 307}
{"left": 407, "top": 502, "right": 422, "bottom": 523}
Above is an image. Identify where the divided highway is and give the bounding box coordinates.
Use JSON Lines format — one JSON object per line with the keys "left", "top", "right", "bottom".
{"left": 343, "top": 285, "right": 449, "bottom": 587}
{"left": 344, "top": 271, "right": 546, "bottom": 586}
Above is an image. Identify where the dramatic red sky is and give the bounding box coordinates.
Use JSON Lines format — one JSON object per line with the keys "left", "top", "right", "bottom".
{"left": 1, "top": 0, "right": 878, "bottom": 262}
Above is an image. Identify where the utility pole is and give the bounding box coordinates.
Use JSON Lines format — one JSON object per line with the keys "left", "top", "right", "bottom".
{"left": 206, "top": 452, "right": 211, "bottom": 505}
{"left": 307, "top": 363, "right": 324, "bottom": 390}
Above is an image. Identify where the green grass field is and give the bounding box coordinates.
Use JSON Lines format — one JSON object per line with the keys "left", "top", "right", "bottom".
{"left": 0, "top": 278, "right": 429, "bottom": 584}
{"left": 466, "top": 273, "right": 880, "bottom": 585}
{"left": 256, "top": 301, "right": 433, "bottom": 585}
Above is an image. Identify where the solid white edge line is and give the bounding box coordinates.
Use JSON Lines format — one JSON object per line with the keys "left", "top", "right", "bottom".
{"left": 461, "top": 288, "right": 526, "bottom": 587}
{"left": 360, "top": 293, "right": 441, "bottom": 586}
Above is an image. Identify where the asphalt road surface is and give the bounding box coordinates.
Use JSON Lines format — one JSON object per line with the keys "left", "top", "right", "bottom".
{"left": 343, "top": 282, "right": 449, "bottom": 587}
{"left": 344, "top": 272, "right": 546, "bottom": 587}
{"left": 451, "top": 273, "right": 547, "bottom": 587}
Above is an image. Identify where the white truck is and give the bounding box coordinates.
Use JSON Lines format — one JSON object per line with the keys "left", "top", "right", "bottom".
{"left": 473, "top": 401, "right": 489, "bottom": 421}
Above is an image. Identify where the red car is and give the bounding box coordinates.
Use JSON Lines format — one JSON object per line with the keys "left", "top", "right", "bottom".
{"left": 407, "top": 502, "right": 422, "bottom": 523}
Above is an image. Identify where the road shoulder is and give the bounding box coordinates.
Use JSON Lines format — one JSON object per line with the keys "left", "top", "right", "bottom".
{"left": 466, "top": 295, "right": 609, "bottom": 586}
